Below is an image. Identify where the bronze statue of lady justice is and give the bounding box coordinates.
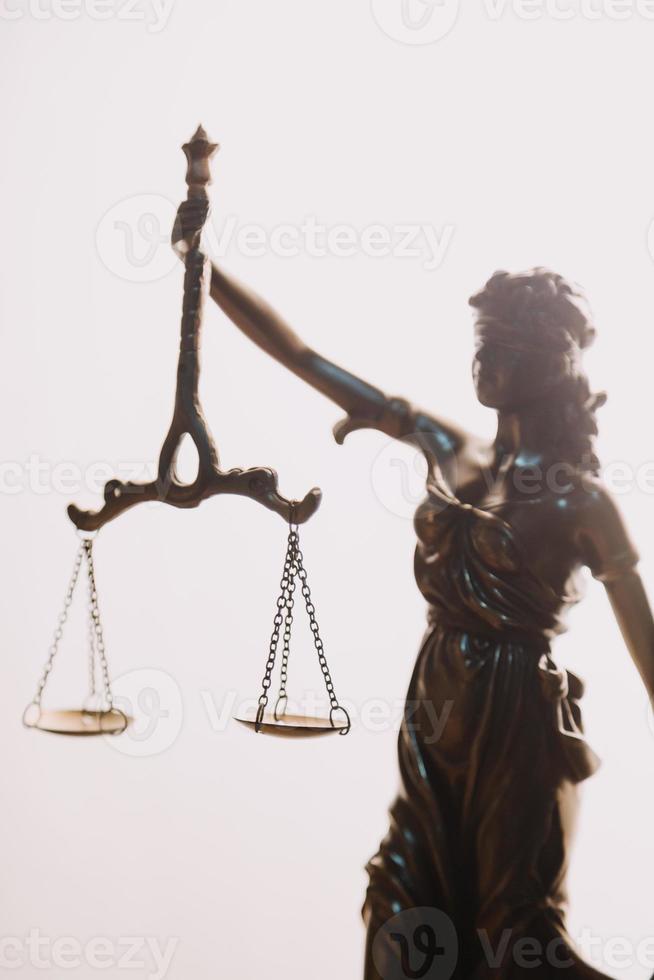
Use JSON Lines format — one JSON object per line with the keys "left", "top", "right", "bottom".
{"left": 22, "top": 123, "right": 637, "bottom": 971}
{"left": 26, "top": 127, "right": 651, "bottom": 971}
{"left": 174, "top": 173, "right": 654, "bottom": 976}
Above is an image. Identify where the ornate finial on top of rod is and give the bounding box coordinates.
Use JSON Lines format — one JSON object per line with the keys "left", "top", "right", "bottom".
{"left": 182, "top": 125, "right": 219, "bottom": 194}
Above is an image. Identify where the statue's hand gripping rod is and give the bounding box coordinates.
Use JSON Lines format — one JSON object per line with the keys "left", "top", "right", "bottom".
{"left": 68, "top": 127, "right": 321, "bottom": 532}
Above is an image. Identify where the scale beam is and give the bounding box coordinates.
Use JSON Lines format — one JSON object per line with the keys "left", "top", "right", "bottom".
{"left": 68, "top": 126, "right": 321, "bottom": 532}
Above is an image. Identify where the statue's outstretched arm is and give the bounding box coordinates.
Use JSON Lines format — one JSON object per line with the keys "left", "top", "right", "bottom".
{"left": 207, "top": 261, "right": 464, "bottom": 457}
{"left": 208, "top": 260, "right": 388, "bottom": 427}
{"left": 172, "top": 194, "right": 466, "bottom": 469}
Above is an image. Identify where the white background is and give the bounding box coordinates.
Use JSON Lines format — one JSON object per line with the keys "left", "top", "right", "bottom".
{"left": 2, "top": 1, "right": 654, "bottom": 977}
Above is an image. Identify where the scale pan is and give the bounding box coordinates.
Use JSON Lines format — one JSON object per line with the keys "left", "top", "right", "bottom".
{"left": 235, "top": 708, "right": 349, "bottom": 739}
{"left": 23, "top": 706, "right": 130, "bottom": 736}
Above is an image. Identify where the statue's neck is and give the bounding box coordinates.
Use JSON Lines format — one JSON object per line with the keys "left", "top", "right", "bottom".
{"left": 494, "top": 406, "right": 547, "bottom": 469}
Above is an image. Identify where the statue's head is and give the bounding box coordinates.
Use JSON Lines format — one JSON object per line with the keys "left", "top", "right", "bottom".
{"left": 469, "top": 267, "right": 594, "bottom": 410}
{"left": 468, "top": 268, "right": 605, "bottom": 472}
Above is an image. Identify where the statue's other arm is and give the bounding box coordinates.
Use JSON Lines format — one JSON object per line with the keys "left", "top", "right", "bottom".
{"left": 604, "top": 572, "right": 654, "bottom": 703}
{"left": 576, "top": 482, "right": 654, "bottom": 704}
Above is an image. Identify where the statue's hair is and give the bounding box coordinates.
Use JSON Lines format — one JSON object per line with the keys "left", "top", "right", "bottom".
{"left": 469, "top": 268, "right": 605, "bottom": 475}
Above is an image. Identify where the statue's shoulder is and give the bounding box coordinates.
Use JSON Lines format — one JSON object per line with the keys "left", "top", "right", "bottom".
{"left": 565, "top": 476, "right": 639, "bottom": 582}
